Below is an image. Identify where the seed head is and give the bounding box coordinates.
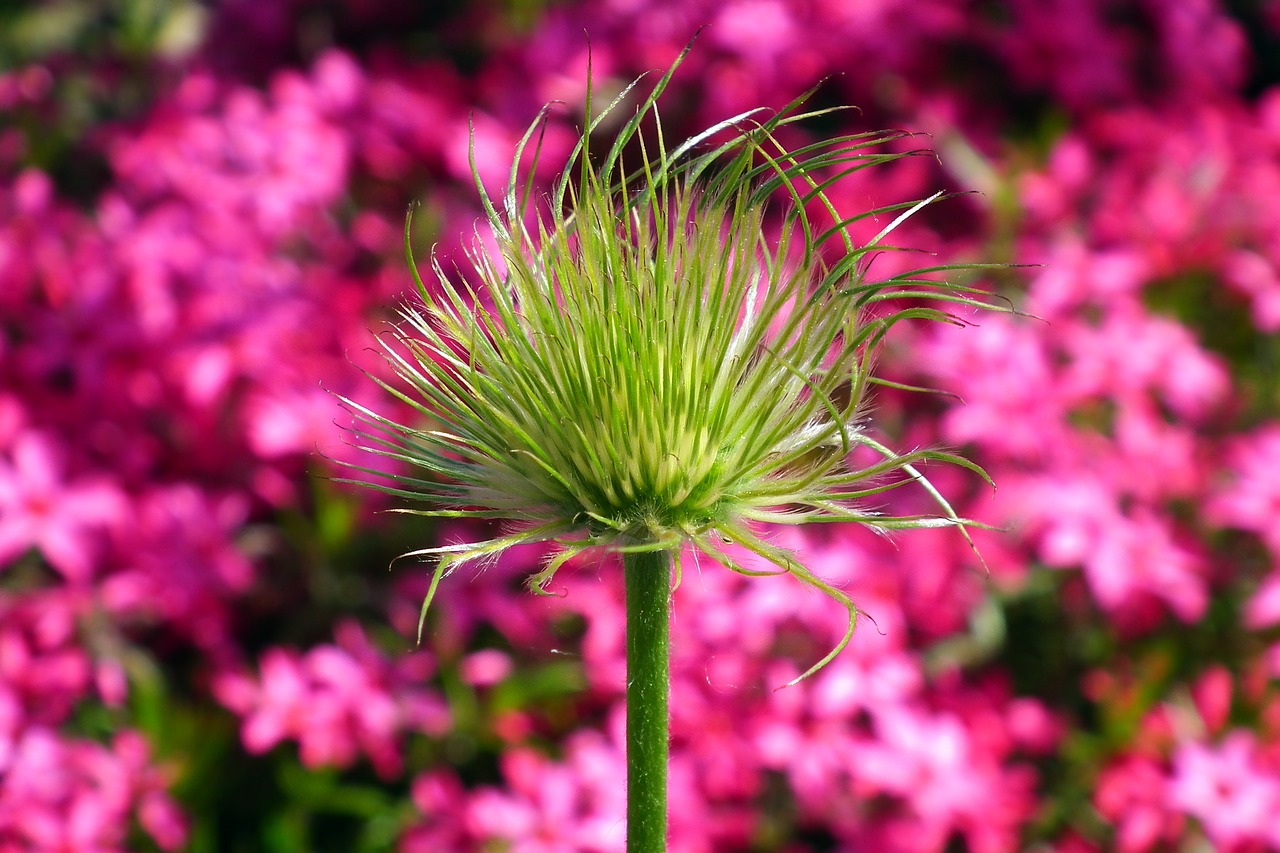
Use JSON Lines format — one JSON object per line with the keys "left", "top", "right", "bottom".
{"left": 340, "top": 48, "right": 1000, "bottom": 683}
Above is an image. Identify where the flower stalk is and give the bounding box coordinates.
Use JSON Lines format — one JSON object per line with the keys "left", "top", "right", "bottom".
{"left": 624, "top": 550, "right": 671, "bottom": 852}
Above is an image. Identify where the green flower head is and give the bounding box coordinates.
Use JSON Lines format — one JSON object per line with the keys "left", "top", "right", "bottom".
{"left": 341, "top": 47, "right": 998, "bottom": 683}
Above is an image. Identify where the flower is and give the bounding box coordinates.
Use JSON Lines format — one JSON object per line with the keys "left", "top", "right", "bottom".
{"left": 341, "top": 46, "right": 998, "bottom": 682}
{"left": 1168, "top": 732, "right": 1280, "bottom": 851}
{"left": 0, "top": 430, "right": 127, "bottom": 582}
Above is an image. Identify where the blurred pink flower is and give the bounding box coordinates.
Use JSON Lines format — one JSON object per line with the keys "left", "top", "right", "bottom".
{"left": 1011, "top": 473, "right": 1207, "bottom": 625}
{"left": 1212, "top": 426, "right": 1280, "bottom": 558}
{"left": 98, "top": 485, "right": 253, "bottom": 651}
{"left": 992, "top": 0, "right": 1138, "bottom": 109}
{"left": 852, "top": 705, "right": 1036, "bottom": 853}
{"left": 922, "top": 315, "right": 1069, "bottom": 462}
{"left": 1224, "top": 249, "right": 1280, "bottom": 332}
{"left": 0, "top": 685, "right": 20, "bottom": 773}
{"left": 711, "top": 0, "right": 801, "bottom": 63}
{"left": 1169, "top": 732, "right": 1280, "bottom": 851}
{"left": 245, "top": 387, "right": 344, "bottom": 459}
{"left": 459, "top": 648, "right": 513, "bottom": 688}
{"left": 0, "top": 728, "right": 186, "bottom": 851}
{"left": 109, "top": 57, "right": 358, "bottom": 241}
{"left": 465, "top": 733, "right": 628, "bottom": 853}
{"left": 1157, "top": 0, "right": 1249, "bottom": 97}
{"left": 214, "top": 621, "right": 447, "bottom": 779}
{"left": 0, "top": 590, "right": 92, "bottom": 727}
{"left": 401, "top": 770, "right": 471, "bottom": 851}
{"left": 1192, "top": 666, "right": 1234, "bottom": 736}
{"left": 1096, "top": 756, "right": 1181, "bottom": 853}
{"left": 0, "top": 431, "right": 127, "bottom": 581}
{"left": 1059, "top": 309, "right": 1228, "bottom": 423}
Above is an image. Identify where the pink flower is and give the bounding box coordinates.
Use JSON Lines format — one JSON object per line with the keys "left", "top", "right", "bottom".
{"left": 1096, "top": 756, "right": 1181, "bottom": 853}
{"left": 401, "top": 771, "right": 471, "bottom": 851}
{"left": 459, "top": 649, "right": 513, "bottom": 688}
{"left": 1022, "top": 240, "right": 1149, "bottom": 321}
{"left": 465, "top": 733, "right": 628, "bottom": 853}
{"left": 1169, "top": 732, "right": 1280, "bottom": 851}
{"left": 921, "top": 314, "right": 1071, "bottom": 462}
{"left": 99, "top": 485, "right": 253, "bottom": 650}
{"left": 1058, "top": 308, "right": 1228, "bottom": 424}
{"left": 108, "top": 59, "right": 357, "bottom": 241}
{"left": 1211, "top": 426, "right": 1280, "bottom": 558}
{"left": 245, "top": 386, "right": 344, "bottom": 459}
{"left": 0, "top": 728, "right": 186, "bottom": 851}
{"left": 214, "top": 621, "right": 447, "bottom": 779}
{"left": 711, "top": 0, "right": 800, "bottom": 63}
{"left": 0, "top": 590, "right": 92, "bottom": 727}
{"left": 1012, "top": 473, "right": 1207, "bottom": 625}
{"left": 1224, "top": 249, "right": 1280, "bottom": 332}
{"left": 0, "top": 684, "right": 20, "bottom": 773}
{"left": 1191, "top": 666, "right": 1234, "bottom": 736}
{"left": 850, "top": 705, "right": 1036, "bottom": 853}
{"left": 0, "top": 431, "right": 127, "bottom": 581}
{"left": 1156, "top": 0, "right": 1249, "bottom": 97}
{"left": 991, "top": 0, "right": 1138, "bottom": 109}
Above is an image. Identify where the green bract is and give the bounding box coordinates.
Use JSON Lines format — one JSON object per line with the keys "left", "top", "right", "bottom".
{"left": 341, "top": 50, "right": 999, "bottom": 684}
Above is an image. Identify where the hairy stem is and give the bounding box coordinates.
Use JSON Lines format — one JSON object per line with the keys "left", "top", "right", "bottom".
{"left": 624, "top": 549, "right": 671, "bottom": 853}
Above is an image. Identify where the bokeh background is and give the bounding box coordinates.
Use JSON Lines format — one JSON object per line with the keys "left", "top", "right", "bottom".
{"left": 4, "top": 0, "right": 1280, "bottom": 850}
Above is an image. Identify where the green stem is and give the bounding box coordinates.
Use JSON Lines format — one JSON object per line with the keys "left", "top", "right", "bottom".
{"left": 624, "top": 549, "right": 671, "bottom": 853}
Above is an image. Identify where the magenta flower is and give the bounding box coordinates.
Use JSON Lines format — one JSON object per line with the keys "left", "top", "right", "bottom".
{"left": 0, "top": 431, "right": 126, "bottom": 582}
{"left": 1169, "top": 732, "right": 1280, "bottom": 851}
{"left": 214, "top": 621, "right": 448, "bottom": 779}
